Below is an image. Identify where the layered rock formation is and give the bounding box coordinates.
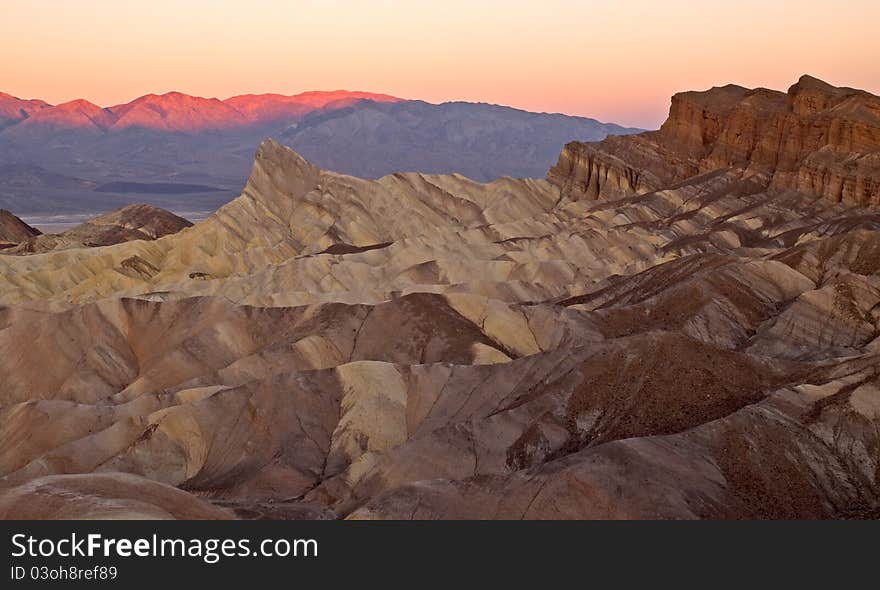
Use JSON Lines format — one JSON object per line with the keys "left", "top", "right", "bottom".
{"left": 550, "top": 76, "right": 880, "bottom": 206}
{"left": 1, "top": 79, "right": 880, "bottom": 520}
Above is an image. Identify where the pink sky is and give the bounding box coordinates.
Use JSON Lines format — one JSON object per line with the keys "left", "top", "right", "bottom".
{"left": 2, "top": 0, "right": 878, "bottom": 129}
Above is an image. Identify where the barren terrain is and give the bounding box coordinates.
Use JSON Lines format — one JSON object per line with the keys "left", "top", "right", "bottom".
{"left": 1, "top": 77, "right": 878, "bottom": 519}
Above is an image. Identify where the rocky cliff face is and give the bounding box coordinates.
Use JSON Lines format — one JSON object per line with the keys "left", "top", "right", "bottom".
{"left": 550, "top": 75, "right": 880, "bottom": 206}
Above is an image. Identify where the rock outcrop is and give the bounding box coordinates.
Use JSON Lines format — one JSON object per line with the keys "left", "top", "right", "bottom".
{"left": 8, "top": 204, "right": 192, "bottom": 254}
{"left": 0, "top": 209, "right": 39, "bottom": 248}
{"left": 550, "top": 75, "right": 880, "bottom": 206}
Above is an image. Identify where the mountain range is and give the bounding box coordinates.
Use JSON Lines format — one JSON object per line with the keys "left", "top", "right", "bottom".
{"left": 0, "top": 90, "right": 402, "bottom": 133}
{"left": 0, "top": 75, "right": 879, "bottom": 520}
{"left": 0, "top": 90, "right": 640, "bottom": 216}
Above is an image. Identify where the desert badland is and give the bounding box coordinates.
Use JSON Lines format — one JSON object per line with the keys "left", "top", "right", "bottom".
{"left": 0, "top": 75, "right": 879, "bottom": 520}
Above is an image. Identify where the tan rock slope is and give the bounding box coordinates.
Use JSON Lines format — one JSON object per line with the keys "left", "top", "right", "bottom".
{"left": 1, "top": 77, "right": 880, "bottom": 520}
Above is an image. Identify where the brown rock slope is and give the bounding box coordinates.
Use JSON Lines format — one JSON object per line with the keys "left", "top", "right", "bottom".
{"left": 0, "top": 474, "right": 234, "bottom": 520}
{"left": 8, "top": 204, "right": 192, "bottom": 254}
{"left": 0, "top": 209, "right": 40, "bottom": 249}
{"left": 1, "top": 78, "right": 880, "bottom": 519}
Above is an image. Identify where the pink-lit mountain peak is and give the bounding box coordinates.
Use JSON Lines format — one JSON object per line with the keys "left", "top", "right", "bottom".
{"left": 224, "top": 90, "right": 403, "bottom": 123}
{"left": 235, "top": 89, "right": 400, "bottom": 106}
{"left": 109, "top": 91, "right": 249, "bottom": 132}
{"left": 0, "top": 91, "right": 51, "bottom": 106}
{"left": 0, "top": 92, "right": 51, "bottom": 124}
{"left": 0, "top": 89, "right": 404, "bottom": 132}
{"left": 21, "top": 99, "right": 117, "bottom": 130}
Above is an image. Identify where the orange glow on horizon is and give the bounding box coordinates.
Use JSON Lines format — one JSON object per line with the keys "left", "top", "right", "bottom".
{"left": 1, "top": 0, "right": 878, "bottom": 129}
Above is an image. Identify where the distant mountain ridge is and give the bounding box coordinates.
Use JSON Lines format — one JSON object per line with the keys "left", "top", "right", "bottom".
{"left": 0, "top": 89, "right": 641, "bottom": 214}
{"left": 0, "top": 90, "right": 402, "bottom": 133}
{"left": 0, "top": 92, "right": 51, "bottom": 130}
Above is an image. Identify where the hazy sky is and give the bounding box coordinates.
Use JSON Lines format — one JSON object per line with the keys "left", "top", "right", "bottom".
{"left": 2, "top": 0, "right": 878, "bottom": 128}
